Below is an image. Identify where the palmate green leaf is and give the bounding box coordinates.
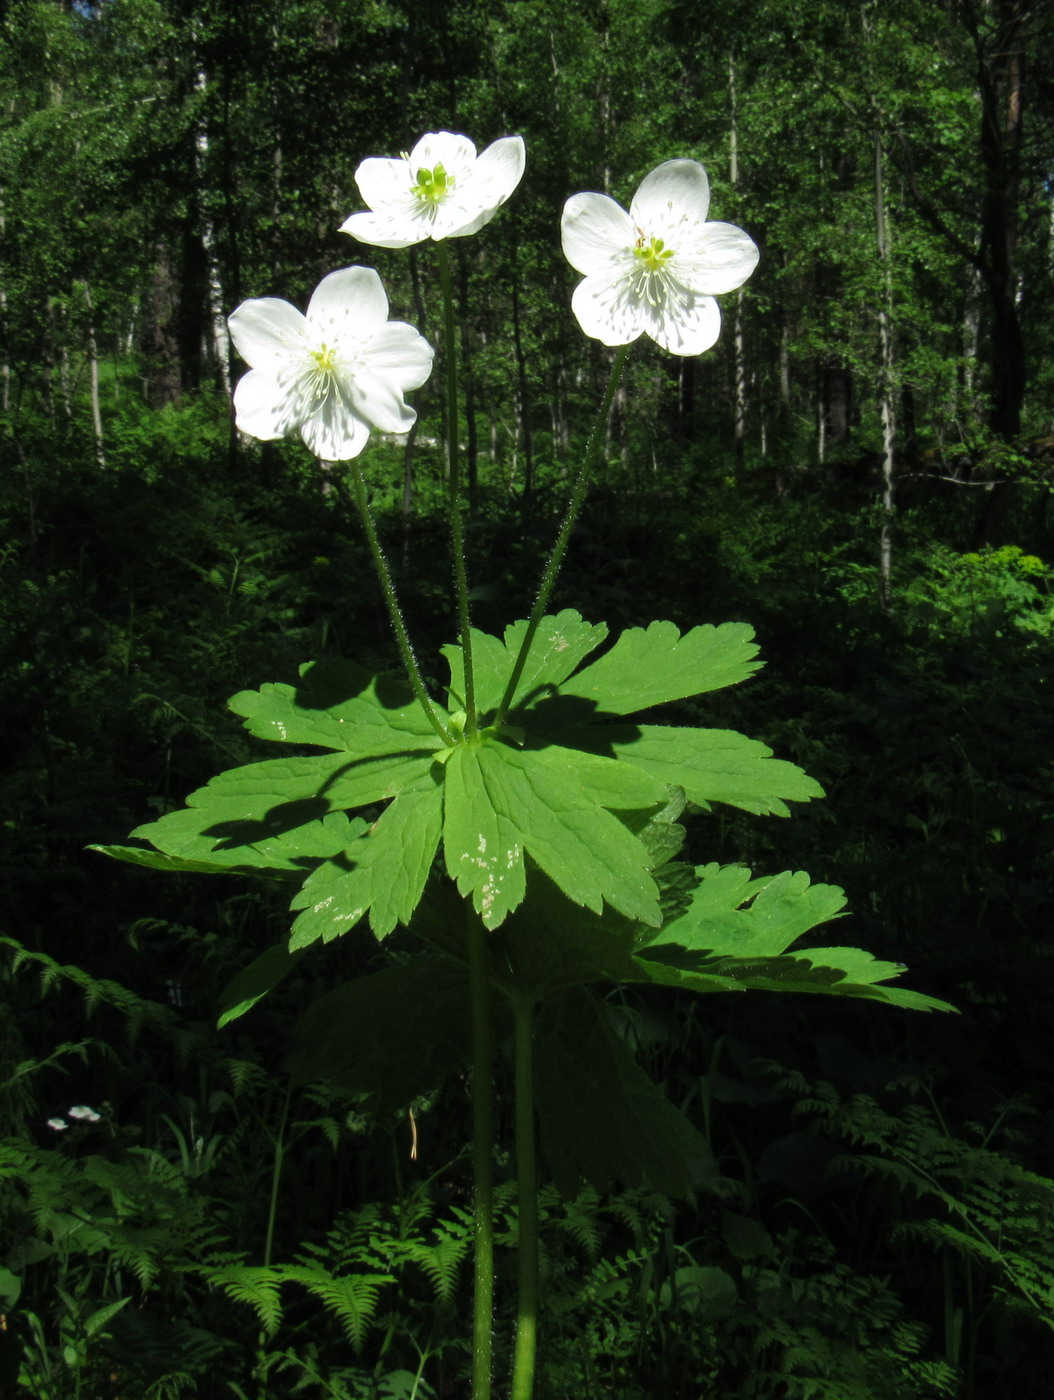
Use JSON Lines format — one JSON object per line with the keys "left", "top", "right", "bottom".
{"left": 492, "top": 863, "right": 953, "bottom": 1013}
{"left": 442, "top": 741, "right": 663, "bottom": 930}
{"left": 287, "top": 955, "right": 473, "bottom": 1114}
{"left": 637, "top": 864, "right": 956, "bottom": 1011}
{"left": 101, "top": 613, "right": 824, "bottom": 945}
{"left": 533, "top": 986, "right": 719, "bottom": 1199}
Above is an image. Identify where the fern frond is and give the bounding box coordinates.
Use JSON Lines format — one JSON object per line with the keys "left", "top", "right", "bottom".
{"left": 206, "top": 1264, "right": 284, "bottom": 1336}
{"left": 283, "top": 1264, "right": 392, "bottom": 1351}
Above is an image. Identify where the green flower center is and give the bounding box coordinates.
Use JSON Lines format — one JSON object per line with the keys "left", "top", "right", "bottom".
{"left": 311, "top": 343, "right": 336, "bottom": 373}
{"left": 632, "top": 235, "right": 675, "bottom": 270}
{"left": 412, "top": 162, "right": 454, "bottom": 204}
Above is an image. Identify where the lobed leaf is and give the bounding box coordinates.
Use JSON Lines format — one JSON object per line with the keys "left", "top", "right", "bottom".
{"left": 442, "top": 742, "right": 661, "bottom": 930}
{"left": 610, "top": 726, "right": 824, "bottom": 816}
{"left": 443, "top": 610, "right": 608, "bottom": 715}
{"left": 558, "top": 619, "right": 761, "bottom": 714}
{"left": 230, "top": 658, "right": 444, "bottom": 754}
{"left": 289, "top": 777, "right": 444, "bottom": 945}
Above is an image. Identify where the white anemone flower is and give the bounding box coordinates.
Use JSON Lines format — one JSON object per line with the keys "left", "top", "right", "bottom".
{"left": 340, "top": 131, "right": 526, "bottom": 249}
{"left": 561, "top": 159, "right": 759, "bottom": 356}
{"left": 68, "top": 1104, "right": 101, "bottom": 1122}
{"left": 227, "top": 267, "right": 434, "bottom": 460}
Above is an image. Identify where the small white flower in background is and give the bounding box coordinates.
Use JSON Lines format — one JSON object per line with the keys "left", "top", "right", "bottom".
{"left": 561, "top": 159, "right": 759, "bottom": 356}
{"left": 68, "top": 1104, "right": 101, "bottom": 1122}
{"left": 47, "top": 1117, "right": 68, "bottom": 1131}
{"left": 228, "top": 267, "right": 434, "bottom": 461}
{"left": 341, "top": 131, "right": 526, "bottom": 249}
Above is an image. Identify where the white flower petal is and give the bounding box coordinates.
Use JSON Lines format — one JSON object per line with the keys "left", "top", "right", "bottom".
{"left": 307, "top": 266, "right": 389, "bottom": 339}
{"left": 561, "top": 192, "right": 635, "bottom": 275}
{"left": 409, "top": 131, "right": 478, "bottom": 177}
{"left": 644, "top": 293, "right": 721, "bottom": 356}
{"left": 354, "top": 156, "right": 414, "bottom": 213}
{"left": 441, "top": 134, "right": 526, "bottom": 239}
{"left": 340, "top": 208, "right": 430, "bottom": 250}
{"left": 675, "top": 222, "right": 760, "bottom": 295}
{"left": 234, "top": 368, "right": 308, "bottom": 440}
{"left": 630, "top": 159, "right": 711, "bottom": 234}
{"left": 300, "top": 389, "right": 372, "bottom": 460}
{"left": 227, "top": 298, "right": 309, "bottom": 368}
{"left": 345, "top": 322, "right": 435, "bottom": 432}
{"left": 571, "top": 270, "right": 647, "bottom": 346}
{"left": 47, "top": 1118, "right": 68, "bottom": 1131}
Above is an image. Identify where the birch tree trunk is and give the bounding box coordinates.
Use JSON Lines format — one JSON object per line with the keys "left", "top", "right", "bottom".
{"left": 81, "top": 281, "right": 106, "bottom": 469}
{"left": 194, "top": 66, "right": 230, "bottom": 394}
{"left": 874, "top": 130, "right": 897, "bottom": 610}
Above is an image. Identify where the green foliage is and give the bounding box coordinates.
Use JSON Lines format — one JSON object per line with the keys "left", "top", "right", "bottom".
{"left": 99, "top": 612, "right": 826, "bottom": 943}
{"left": 904, "top": 543, "right": 1054, "bottom": 642}
{"left": 797, "top": 1081, "right": 1054, "bottom": 1332}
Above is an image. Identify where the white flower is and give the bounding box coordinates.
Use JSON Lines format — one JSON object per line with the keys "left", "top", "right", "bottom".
{"left": 68, "top": 1104, "right": 101, "bottom": 1122}
{"left": 227, "top": 267, "right": 434, "bottom": 461}
{"left": 561, "top": 159, "right": 759, "bottom": 356}
{"left": 47, "top": 1117, "right": 68, "bottom": 1131}
{"left": 340, "top": 131, "right": 526, "bottom": 249}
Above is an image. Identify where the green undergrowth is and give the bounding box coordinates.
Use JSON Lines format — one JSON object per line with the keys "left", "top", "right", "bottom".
{"left": 3, "top": 406, "right": 1054, "bottom": 1395}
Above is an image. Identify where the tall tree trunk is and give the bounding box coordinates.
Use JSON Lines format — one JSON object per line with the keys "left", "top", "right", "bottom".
{"left": 874, "top": 131, "right": 897, "bottom": 610}
{"left": 81, "top": 281, "right": 105, "bottom": 468}
{"left": 143, "top": 240, "right": 182, "bottom": 409}
{"left": 194, "top": 67, "right": 230, "bottom": 394}
{"left": 968, "top": 0, "right": 1027, "bottom": 441}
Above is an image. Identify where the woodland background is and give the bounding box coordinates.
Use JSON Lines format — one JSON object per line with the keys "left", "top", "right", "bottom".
{"left": 3, "top": 0, "right": 1054, "bottom": 1396}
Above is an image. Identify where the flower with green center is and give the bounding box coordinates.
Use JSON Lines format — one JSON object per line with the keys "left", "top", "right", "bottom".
{"left": 340, "top": 131, "right": 526, "bottom": 249}
{"left": 227, "top": 266, "right": 434, "bottom": 460}
{"left": 561, "top": 159, "right": 759, "bottom": 355}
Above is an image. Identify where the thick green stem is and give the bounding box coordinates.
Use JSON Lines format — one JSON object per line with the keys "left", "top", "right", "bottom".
{"left": 344, "top": 459, "right": 453, "bottom": 746}
{"left": 495, "top": 343, "right": 631, "bottom": 725}
{"left": 437, "top": 241, "right": 478, "bottom": 735}
{"left": 466, "top": 905, "right": 494, "bottom": 1400}
{"left": 510, "top": 997, "right": 540, "bottom": 1400}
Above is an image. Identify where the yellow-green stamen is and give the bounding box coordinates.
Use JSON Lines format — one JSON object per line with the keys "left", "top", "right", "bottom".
{"left": 412, "top": 162, "right": 454, "bottom": 204}
{"left": 311, "top": 343, "right": 336, "bottom": 373}
{"left": 630, "top": 235, "right": 676, "bottom": 307}
{"left": 632, "top": 235, "right": 675, "bottom": 270}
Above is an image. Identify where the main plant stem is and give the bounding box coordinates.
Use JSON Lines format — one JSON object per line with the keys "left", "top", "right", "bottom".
{"left": 495, "top": 343, "right": 631, "bottom": 725}
{"left": 510, "top": 997, "right": 540, "bottom": 1400}
{"left": 438, "top": 241, "right": 478, "bottom": 735}
{"left": 466, "top": 906, "right": 495, "bottom": 1400}
{"left": 344, "top": 459, "right": 452, "bottom": 745}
